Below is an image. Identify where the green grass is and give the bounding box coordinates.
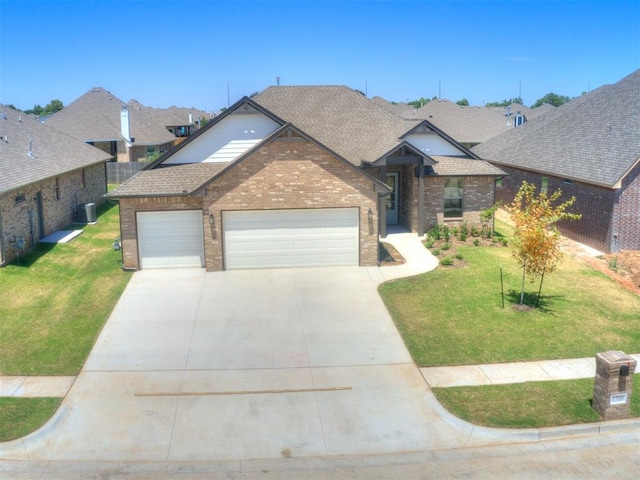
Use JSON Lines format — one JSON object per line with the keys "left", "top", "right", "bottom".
{"left": 0, "top": 398, "right": 62, "bottom": 441}
{"left": 432, "top": 375, "right": 640, "bottom": 428}
{"left": 0, "top": 201, "right": 131, "bottom": 375}
{"left": 381, "top": 219, "right": 640, "bottom": 427}
{"left": 379, "top": 239, "right": 640, "bottom": 367}
{"left": 0, "top": 201, "right": 131, "bottom": 441}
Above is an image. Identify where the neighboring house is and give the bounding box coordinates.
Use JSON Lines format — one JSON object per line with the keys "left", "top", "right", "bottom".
{"left": 108, "top": 86, "right": 504, "bottom": 271}
{"left": 0, "top": 105, "right": 112, "bottom": 266}
{"left": 473, "top": 68, "right": 640, "bottom": 254}
{"left": 45, "top": 87, "right": 176, "bottom": 162}
{"left": 397, "top": 100, "right": 554, "bottom": 148}
{"left": 127, "top": 100, "right": 212, "bottom": 140}
{"left": 374, "top": 97, "right": 556, "bottom": 148}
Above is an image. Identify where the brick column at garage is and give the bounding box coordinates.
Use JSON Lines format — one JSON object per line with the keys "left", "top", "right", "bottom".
{"left": 592, "top": 350, "right": 637, "bottom": 420}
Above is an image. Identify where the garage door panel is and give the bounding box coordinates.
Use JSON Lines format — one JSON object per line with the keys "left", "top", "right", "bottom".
{"left": 138, "top": 211, "right": 205, "bottom": 269}
{"left": 223, "top": 208, "right": 359, "bottom": 269}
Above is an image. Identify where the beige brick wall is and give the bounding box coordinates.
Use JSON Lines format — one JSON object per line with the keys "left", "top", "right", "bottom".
{"left": 118, "top": 196, "right": 203, "bottom": 271}
{"left": 0, "top": 164, "right": 106, "bottom": 265}
{"left": 425, "top": 176, "right": 496, "bottom": 231}
{"left": 203, "top": 135, "right": 379, "bottom": 271}
{"left": 117, "top": 134, "right": 380, "bottom": 271}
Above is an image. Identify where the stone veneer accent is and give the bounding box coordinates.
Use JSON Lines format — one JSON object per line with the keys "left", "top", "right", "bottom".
{"left": 592, "top": 350, "right": 637, "bottom": 421}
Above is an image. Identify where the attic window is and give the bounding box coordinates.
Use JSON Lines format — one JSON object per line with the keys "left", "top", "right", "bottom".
{"left": 15, "top": 192, "right": 26, "bottom": 204}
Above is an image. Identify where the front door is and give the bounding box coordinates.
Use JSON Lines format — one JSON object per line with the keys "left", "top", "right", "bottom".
{"left": 386, "top": 172, "right": 399, "bottom": 224}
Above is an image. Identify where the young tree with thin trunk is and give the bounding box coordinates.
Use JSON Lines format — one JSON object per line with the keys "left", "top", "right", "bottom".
{"left": 506, "top": 181, "right": 581, "bottom": 305}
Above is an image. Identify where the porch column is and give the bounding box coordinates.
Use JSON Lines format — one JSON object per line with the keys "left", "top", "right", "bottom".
{"left": 379, "top": 166, "right": 387, "bottom": 238}
{"left": 418, "top": 162, "right": 425, "bottom": 236}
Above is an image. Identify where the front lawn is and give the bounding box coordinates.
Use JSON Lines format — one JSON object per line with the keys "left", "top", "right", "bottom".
{"left": 379, "top": 231, "right": 640, "bottom": 367}
{"left": 0, "top": 201, "right": 130, "bottom": 441}
{"left": 433, "top": 375, "right": 640, "bottom": 428}
{"left": 0, "top": 201, "right": 131, "bottom": 375}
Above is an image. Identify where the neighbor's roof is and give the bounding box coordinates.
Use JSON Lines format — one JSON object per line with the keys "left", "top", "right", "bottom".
{"left": 0, "top": 105, "right": 112, "bottom": 194}
{"left": 45, "top": 87, "right": 176, "bottom": 146}
{"left": 400, "top": 99, "right": 531, "bottom": 145}
{"left": 472, "top": 69, "right": 640, "bottom": 189}
{"left": 252, "top": 86, "right": 423, "bottom": 165}
{"left": 109, "top": 162, "right": 229, "bottom": 197}
{"left": 127, "top": 99, "right": 211, "bottom": 128}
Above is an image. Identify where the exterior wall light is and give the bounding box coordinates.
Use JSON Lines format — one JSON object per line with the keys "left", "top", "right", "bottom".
{"left": 209, "top": 212, "right": 215, "bottom": 225}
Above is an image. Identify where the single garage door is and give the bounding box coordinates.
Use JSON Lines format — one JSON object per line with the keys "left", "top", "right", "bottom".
{"left": 223, "top": 208, "right": 359, "bottom": 269}
{"left": 137, "top": 210, "right": 205, "bottom": 269}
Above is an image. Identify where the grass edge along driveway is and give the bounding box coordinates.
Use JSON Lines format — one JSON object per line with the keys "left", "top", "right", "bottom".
{"left": 0, "top": 201, "right": 131, "bottom": 441}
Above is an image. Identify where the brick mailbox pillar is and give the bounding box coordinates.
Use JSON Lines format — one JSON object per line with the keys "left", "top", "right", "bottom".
{"left": 592, "top": 351, "right": 637, "bottom": 421}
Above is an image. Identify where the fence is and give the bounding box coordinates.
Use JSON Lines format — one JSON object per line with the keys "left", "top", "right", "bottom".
{"left": 106, "top": 161, "right": 152, "bottom": 184}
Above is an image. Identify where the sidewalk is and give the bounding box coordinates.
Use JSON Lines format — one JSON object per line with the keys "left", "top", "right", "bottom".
{"left": 421, "top": 355, "right": 640, "bottom": 388}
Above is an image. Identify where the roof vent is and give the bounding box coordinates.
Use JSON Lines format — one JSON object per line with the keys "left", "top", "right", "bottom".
{"left": 28, "top": 139, "right": 35, "bottom": 158}
{"left": 1, "top": 135, "right": 7, "bottom": 142}
{"left": 0, "top": 113, "right": 7, "bottom": 120}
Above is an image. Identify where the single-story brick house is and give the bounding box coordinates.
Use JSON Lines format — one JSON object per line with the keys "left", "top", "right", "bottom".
{"left": 473, "top": 68, "right": 640, "bottom": 253}
{"left": 0, "top": 105, "right": 112, "bottom": 266}
{"left": 109, "top": 86, "right": 504, "bottom": 271}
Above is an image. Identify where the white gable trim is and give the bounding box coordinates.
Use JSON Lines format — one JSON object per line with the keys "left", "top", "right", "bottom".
{"left": 164, "top": 111, "right": 281, "bottom": 164}
{"left": 405, "top": 133, "right": 467, "bottom": 156}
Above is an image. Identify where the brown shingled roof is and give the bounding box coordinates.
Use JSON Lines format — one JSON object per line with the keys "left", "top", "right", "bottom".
{"left": 252, "top": 86, "right": 422, "bottom": 165}
{"left": 0, "top": 104, "right": 112, "bottom": 194}
{"left": 46, "top": 87, "right": 176, "bottom": 146}
{"left": 472, "top": 69, "right": 640, "bottom": 188}
{"left": 109, "top": 162, "right": 230, "bottom": 197}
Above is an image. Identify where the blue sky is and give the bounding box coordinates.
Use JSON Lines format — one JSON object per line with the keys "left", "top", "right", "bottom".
{"left": 1, "top": 0, "right": 639, "bottom": 111}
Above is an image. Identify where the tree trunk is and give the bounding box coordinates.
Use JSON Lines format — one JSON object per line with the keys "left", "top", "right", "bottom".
{"left": 520, "top": 264, "right": 526, "bottom": 305}
{"left": 536, "top": 268, "right": 546, "bottom": 308}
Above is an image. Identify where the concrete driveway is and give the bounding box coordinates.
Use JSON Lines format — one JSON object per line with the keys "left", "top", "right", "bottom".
{"left": 3, "top": 265, "right": 482, "bottom": 461}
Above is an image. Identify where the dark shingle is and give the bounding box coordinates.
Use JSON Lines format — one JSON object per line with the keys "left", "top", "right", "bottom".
{"left": 0, "top": 105, "right": 112, "bottom": 194}
{"left": 472, "top": 69, "right": 640, "bottom": 188}
{"left": 45, "top": 87, "right": 176, "bottom": 146}
{"left": 109, "top": 162, "right": 230, "bottom": 197}
{"left": 252, "top": 86, "right": 422, "bottom": 165}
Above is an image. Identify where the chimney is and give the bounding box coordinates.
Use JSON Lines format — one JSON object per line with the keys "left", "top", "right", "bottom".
{"left": 189, "top": 112, "right": 193, "bottom": 124}
{"left": 120, "top": 106, "right": 131, "bottom": 141}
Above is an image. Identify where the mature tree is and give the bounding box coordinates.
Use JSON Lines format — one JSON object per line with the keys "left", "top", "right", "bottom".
{"left": 43, "top": 99, "right": 64, "bottom": 115}
{"left": 485, "top": 97, "right": 523, "bottom": 107}
{"left": 23, "top": 99, "right": 64, "bottom": 116}
{"left": 24, "top": 104, "right": 44, "bottom": 116}
{"left": 531, "top": 93, "right": 572, "bottom": 108}
{"left": 456, "top": 98, "right": 469, "bottom": 106}
{"left": 506, "top": 181, "right": 581, "bottom": 305}
{"left": 407, "top": 97, "right": 431, "bottom": 108}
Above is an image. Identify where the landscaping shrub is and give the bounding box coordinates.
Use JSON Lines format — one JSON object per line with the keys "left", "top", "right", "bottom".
{"left": 440, "top": 256, "right": 454, "bottom": 266}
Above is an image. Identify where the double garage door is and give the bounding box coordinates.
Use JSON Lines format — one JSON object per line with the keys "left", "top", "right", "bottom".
{"left": 137, "top": 208, "right": 359, "bottom": 270}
